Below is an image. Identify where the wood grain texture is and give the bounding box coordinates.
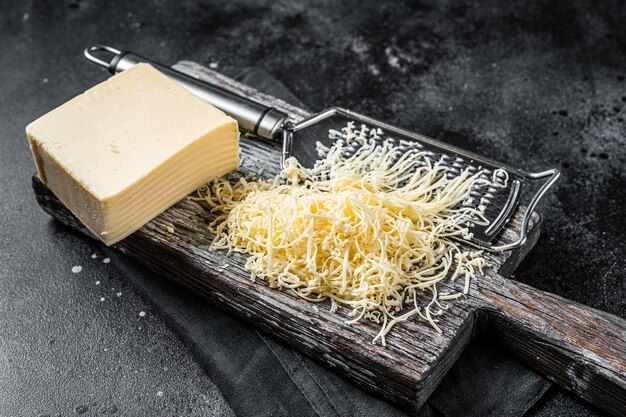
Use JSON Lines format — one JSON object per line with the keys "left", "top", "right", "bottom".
{"left": 480, "top": 278, "right": 626, "bottom": 416}
{"left": 32, "top": 61, "right": 626, "bottom": 416}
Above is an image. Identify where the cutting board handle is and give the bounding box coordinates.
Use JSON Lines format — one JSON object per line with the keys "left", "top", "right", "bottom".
{"left": 478, "top": 275, "right": 626, "bottom": 416}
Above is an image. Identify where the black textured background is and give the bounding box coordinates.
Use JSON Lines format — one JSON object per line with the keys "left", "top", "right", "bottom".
{"left": 1, "top": 0, "right": 624, "bottom": 416}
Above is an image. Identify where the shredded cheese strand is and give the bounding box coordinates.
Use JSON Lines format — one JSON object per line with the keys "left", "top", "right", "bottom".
{"left": 202, "top": 122, "right": 506, "bottom": 345}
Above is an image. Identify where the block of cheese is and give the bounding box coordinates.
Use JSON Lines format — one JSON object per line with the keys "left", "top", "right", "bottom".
{"left": 26, "top": 63, "right": 239, "bottom": 245}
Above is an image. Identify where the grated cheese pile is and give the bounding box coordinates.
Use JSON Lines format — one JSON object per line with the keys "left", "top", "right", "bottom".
{"left": 201, "top": 122, "right": 507, "bottom": 345}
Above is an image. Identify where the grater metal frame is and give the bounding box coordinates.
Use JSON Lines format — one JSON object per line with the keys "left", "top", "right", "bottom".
{"left": 85, "top": 45, "right": 559, "bottom": 253}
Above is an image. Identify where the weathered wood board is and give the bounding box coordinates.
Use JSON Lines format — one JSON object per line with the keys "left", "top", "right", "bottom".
{"left": 32, "top": 61, "right": 626, "bottom": 416}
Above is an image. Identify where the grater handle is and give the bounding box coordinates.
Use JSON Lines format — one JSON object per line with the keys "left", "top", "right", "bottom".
{"left": 84, "top": 45, "right": 288, "bottom": 141}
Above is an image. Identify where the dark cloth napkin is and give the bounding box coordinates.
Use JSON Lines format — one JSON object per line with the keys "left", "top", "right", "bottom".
{"left": 102, "top": 67, "right": 551, "bottom": 417}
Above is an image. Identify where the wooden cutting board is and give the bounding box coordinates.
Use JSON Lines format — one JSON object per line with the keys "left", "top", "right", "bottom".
{"left": 32, "top": 61, "right": 626, "bottom": 416}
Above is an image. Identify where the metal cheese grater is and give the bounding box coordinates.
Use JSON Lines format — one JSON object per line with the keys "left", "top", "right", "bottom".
{"left": 84, "top": 45, "right": 559, "bottom": 252}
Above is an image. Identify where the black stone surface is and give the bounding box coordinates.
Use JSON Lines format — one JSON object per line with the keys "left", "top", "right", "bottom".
{"left": 1, "top": 0, "right": 624, "bottom": 416}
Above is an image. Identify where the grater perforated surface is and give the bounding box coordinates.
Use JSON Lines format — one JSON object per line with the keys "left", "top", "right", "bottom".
{"left": 286, "top": 109, "right": 524, "bottom": 247}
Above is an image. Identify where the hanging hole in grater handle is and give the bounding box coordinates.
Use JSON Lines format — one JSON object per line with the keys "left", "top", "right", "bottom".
{"left": 84, "top": 45, "right": 123, "bottom": 73}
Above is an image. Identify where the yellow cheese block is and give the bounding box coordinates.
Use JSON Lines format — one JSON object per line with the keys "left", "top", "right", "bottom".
{"left": 26, "top": 63, "right": 239, "bottom": 245}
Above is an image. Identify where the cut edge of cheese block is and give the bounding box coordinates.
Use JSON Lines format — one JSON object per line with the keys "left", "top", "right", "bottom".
{"left": 29, "top": 123, "right": 239, "bottom": 245}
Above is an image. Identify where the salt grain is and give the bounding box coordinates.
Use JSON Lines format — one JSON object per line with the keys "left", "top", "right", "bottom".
{"left": 116, "top": 292, "right": 122, "bottom": 297}
{"left": 100, "top": 297, "right": 105, "bottom": 302}
{"left": 139, "top": 311, "right": 146, "bottom": 317}
{"left": 71, "top": 265, "right": 82, "bottom": 273}
{"left": 103, "top": 258, "right": 111, "bottom": 264}
{"left": 91, "top": 253, "right": 97, "bottom": 259}
{"left": 95, "top": 281, "right": 100, "bottom": 285}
